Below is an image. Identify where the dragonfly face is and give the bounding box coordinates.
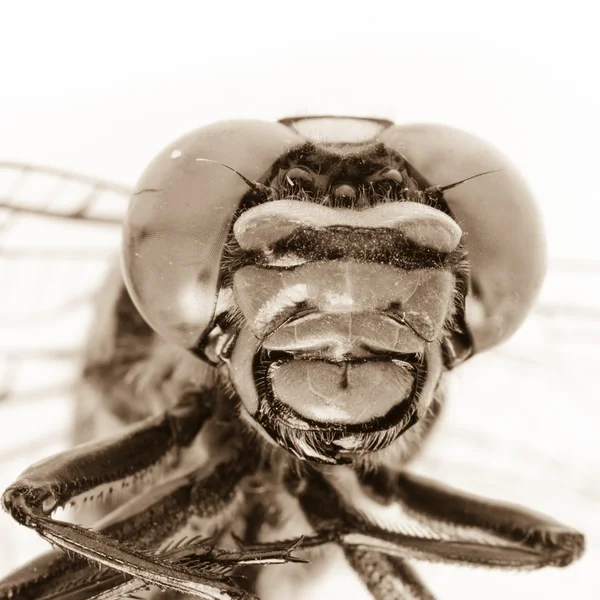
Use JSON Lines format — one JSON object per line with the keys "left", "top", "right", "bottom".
{"left": 210, "top": 146, "right": 466, "bottom": 464}
{"left": 121, "top": 116, "right": 544, "bottom": 465}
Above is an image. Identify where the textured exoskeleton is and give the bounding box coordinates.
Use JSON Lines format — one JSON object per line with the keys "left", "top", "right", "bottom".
{"left": 0, "top": 116, "right": 583, "bottom": 600}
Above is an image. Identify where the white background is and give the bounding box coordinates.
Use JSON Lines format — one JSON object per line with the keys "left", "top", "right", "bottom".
{"left": 0, "top": 2, "right": 599, "bottom": 599}
{"left": 1, "top": 1, "right": 599, "bottom": 262}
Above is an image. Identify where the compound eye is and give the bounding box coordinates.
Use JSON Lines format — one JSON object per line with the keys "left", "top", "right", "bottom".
{"left": 285, "top": 167, "right": 315, "bottom": 188}
{"left": 379, "top": 123, "right": 546, "bottom": 353}
{"left": 122, "top": 119, "right": 303, "bottom": 351}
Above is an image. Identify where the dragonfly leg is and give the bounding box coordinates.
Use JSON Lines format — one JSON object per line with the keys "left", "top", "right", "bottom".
{"left": 3, "top": 390, "right": 214, "bottom": 526}
{"left": 380, "top": 470, "right": 585, "bottom": 568}
{"left": 289, "top": 467, "right": 584, "bottom": 571}
{"left": 0, "top": 447, "right": 302, "bottom": 600}
{"left": 0, "top": 392, "right": 249, "bottom": 598}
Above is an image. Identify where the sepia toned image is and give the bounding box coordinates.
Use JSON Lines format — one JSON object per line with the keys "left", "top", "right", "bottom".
{"left": 0, "top": 3, "right": 598, "bottom": 599}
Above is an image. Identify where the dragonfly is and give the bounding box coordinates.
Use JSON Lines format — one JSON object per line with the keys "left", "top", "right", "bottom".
{"left": 0, "top": 159, "right": 598, "bottom": 599}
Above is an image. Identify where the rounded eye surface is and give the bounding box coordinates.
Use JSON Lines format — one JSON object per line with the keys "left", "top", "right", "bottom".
{"left": 121, "top": 120, "right": 302, "bottom": 350}
{"left": 379, "top": 123, "right": 546, "bottom": 353}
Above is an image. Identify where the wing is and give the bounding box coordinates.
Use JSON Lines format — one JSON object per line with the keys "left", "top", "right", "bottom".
{"left": 0, "top": 162, "right": 130, "bottom": 573}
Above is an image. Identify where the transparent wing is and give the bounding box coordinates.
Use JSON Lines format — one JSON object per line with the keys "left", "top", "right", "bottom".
{"left": 0, "top": 162, "right": 129, "bottom": 572}
{"left": 0, "top": 163, "right": 598, "bottom": 597}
